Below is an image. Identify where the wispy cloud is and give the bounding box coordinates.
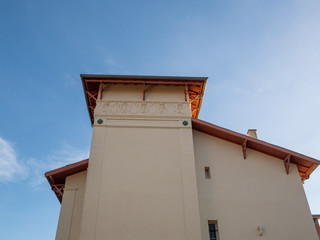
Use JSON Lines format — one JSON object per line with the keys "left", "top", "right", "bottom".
{"left": 0, "top": 136, "right": 89, "bottom": 188}
{"left": 28, "top": 144, "right": 89, "bottom": 188}
{"left": 64, "top": 73, "right": 80, "bottom": 88}
{"left": 0, "top": 137, "right": 27, "bottom": 182}
{"left": 95, "top": 45, "right": 120, "bottom": 73}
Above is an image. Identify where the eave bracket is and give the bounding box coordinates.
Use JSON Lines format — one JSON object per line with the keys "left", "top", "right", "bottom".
{"left": 52, "top": 184, "right": 65, "bottom": 203}
{"left": 284, "top": 155, "right": 291, "bottom": 175}
{"left": 143, "top": 82, "right": 146, "bottom": 101}
{"left": 86, "top": 91, "right": 97, "bottom": 101}
{"left": 190, "top": 94, "right": 203, "bottom": 102}
{"left": 98, "top": 82, "right": 103, "bottom": 100}
{"left": 185, "top": 84, "right": 188, "bottom": 102}
{"left": 242, "top": 139, "right": 247, "bottom": 159}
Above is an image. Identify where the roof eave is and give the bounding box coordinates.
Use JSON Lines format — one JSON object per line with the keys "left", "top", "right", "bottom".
{"left": 81, "top": 74, "right": 208, "bottom": 125}
{"left": 81, "top": 77, "right": 94, "bottom": 126}
{"left": 191, "top": 118, "right": 320, "bottom": 182}
{"left": 80, "top": 74, "right": 208, "bottom": 82}
{"left": 195, "top": 78, "right": 208, "bottom": 118}
{"left": 45, "top": 159, "right": 89, "bottom": 203}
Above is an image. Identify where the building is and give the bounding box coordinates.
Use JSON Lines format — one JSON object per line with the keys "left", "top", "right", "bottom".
{"left": 313, "top": 215, "right": 320, "bottom": 239}
{"left": 45, "top": 75, "right": 320, "bottom": 240}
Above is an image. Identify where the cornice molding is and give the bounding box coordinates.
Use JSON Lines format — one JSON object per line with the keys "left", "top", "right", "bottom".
{"left": 94, "top": 100, "right": 191, "bottom": 121}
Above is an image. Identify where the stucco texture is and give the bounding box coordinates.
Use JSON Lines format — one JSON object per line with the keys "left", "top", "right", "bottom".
{"left": 193, "top": 130, "right": 318, "bottom": 240}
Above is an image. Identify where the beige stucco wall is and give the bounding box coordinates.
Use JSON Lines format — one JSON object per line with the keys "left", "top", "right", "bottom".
{"left": 193, "top": 130, "right": 318, "bottom": 240}
{"left": 101, "top": 84, "right": 185, "bottom": 102}
{"left": 78, "top": 84, "right": 202, "bottom": 240}
{"left": 55, "top": 171, "right": 87, "bottom": 240}
{"left": 55, "top": 82, "right": 318, "bottom": 240}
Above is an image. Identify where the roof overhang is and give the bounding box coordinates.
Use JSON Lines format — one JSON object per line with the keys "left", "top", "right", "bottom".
{"left": 45, "top": 159, "right": 89, "bottom": 203}
{"left": 81, "top": 74, "right": 207, "bottom": 125}
{"left": 45, "top": 119, "right": 320, "bottom": 203}
{"left": 192, "top": 118, "right": 320, "bottom": 182}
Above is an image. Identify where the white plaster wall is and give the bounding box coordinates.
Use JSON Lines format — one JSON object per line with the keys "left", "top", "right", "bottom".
{"left": 79, "top": 84, "right": 202, "bottom": 240}
{"left": 102, "top": 84, "right": 143, "bottom": 101}
{"left": 79, "top": 124, "right": 202, "bottom": 240}
{"left": 97, "top": 126, "right": 185, "bottom": 240}
{"left": 102, "top": 84, "right": 185, "bottom": 102}
{"left": 193, "top": 130, "right": 318, "bottom": 240}
{"left": 55, "top": 171, "right": 87, "bottom": 240}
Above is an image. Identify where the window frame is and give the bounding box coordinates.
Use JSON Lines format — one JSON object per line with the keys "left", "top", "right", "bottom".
{"left": 204, "top": 166, "right": 211, "bottom": 179}
{"left": 208, "top": 220, "right": 219, "bottom": 240}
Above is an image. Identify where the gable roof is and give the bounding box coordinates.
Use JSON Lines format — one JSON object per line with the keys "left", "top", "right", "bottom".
{"left": 81, "top": 74, "right": 207, "bottom": 124}
{"left": 45, "top": 159, "right": 88, "bottom": 202}
{"left": 192, "top": 118, "right": 320, "bottom": 182}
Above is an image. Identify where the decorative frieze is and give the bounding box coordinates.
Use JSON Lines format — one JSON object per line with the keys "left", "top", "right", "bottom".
{"left": 94, "top": 100, "right": 191, "bottom": 120}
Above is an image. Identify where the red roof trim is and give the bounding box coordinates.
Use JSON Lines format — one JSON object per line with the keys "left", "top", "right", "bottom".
{"left": 191, "top": 118, "right": 320, "bottom": 182}
{"left": 45, "top": 159, "right": 88, "bottom": 203}
{"left": 45, "top": 119, "right": 320, "bottom": 202}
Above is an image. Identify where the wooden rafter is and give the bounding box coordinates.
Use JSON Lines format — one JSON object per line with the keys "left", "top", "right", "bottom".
{"left": 143, "top": 82, "right": 146, "bottom": 101}
{"left": 52, "top": 184, "right": 65, "bottom": 202}
{"left": 301, "top": 163, "right": 318, "bottom": 183}
{"left": 52, "top": 184, "right": 64, "bottom": 195}
{"left": 185, "top": 84, "right": 188, "bottom": 102}
{"left": 190, "top": 94, "right": 203, "bottom": 102}
{"left": 188, "top": 89, "right": 200, "bottom": 95}
{"left": 98, "top": 82, "right": 103, "bottom": 100}
{"left": 86, "top": 91, "right": 97, "bottom": 101}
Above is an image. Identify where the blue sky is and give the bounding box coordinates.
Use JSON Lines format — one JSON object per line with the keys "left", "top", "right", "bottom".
{"left": 0, "top": 0, "right": 320, "bottom": 239}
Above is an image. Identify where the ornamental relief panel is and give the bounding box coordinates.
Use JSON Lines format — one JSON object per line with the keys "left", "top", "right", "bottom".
{"left": 94, "top": 100, "right": 191, "bottom": 119}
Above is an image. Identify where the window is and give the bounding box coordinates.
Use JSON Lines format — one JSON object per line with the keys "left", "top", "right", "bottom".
{"left": 208, "top": 221, "right": 219, "bottom": 240}
{"left": 205, "top": 166, "right": 211, "bottom": 179}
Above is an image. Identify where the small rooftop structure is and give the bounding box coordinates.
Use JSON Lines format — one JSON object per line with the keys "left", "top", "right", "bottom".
{"left": 81, "top": 74, "right": 207, "bottom": 124}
